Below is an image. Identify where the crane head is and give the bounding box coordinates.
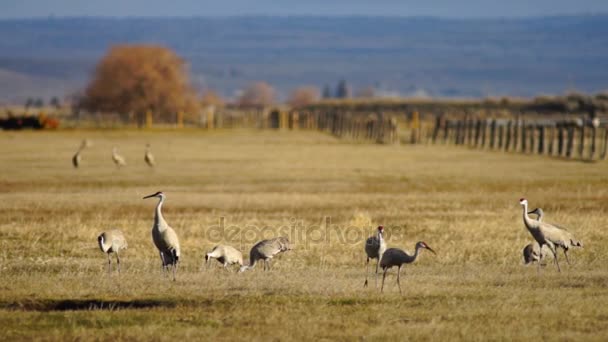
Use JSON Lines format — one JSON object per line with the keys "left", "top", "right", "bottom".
{"left": 519, "top": 198, "right": 527, "bottom": 206}
{"left": 143, "top": 191, "right": 164, "bottom": 199}
{"left": 417, "top": 241, "right": 436, "bottom": 255}
{"left": 377, "top": 225, "right": 384, "bottom": 233}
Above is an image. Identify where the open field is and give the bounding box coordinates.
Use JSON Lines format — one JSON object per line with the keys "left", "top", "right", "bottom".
{"left": 1, "top": 129, "right": 607, "bottom": 340}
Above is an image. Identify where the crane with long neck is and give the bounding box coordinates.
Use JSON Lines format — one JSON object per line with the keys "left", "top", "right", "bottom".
{"left": 143, "top": 191, "right": 181, "bottom": 281}
{"left": 379, "top": 241, "right": 435, "bottom": 294}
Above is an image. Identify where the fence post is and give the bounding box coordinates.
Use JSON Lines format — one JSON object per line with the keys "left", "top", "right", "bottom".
{"left": 590, "top": 121, "right": 598, "bottom": 160}
{"left": 538, "top": 125, "right": 545, "bottom": 155}
{"left": 566, "top": 125, "right": 575, "bottom": 158}
{"left": 602, "top": 127, "right": 608, "bottom": 160}
{"left": 521, "top": 121, "right": 527, "bottom": 153}
{"left": 579, "top": 119, "right": 585, "bottom": 159}
{"left": 505, "top": 120, "right": 512, "bottom": 151}
{"left": 529, "top": 124, "right": 536, "bottom": 154}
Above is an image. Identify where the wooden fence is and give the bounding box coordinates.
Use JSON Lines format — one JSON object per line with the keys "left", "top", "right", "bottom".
{"left": 431, "top": 115, "right": 608, "bottom": 161}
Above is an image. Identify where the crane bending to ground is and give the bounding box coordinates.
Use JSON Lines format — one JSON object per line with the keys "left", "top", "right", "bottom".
{"left": 204, "top": 244, "right": 243, "bottom": 271}
{"left": 143, "top": 191, "right": 181, "bottom": 281}
{"left": 97, "top": 229, "right": 128, "bottom": 274}
{"left": 380, "top": 241, "right": 436, "bottom": 294}
{"left": 144, "top": 144, "right": 155, "bottom": 167}
{"left": 519, "top": 198, "right": 583, "bottom": 273}
{"left": 112, "top": 147, "right": 127, "bottom": 168}
{"left": 239, "top": 237, "right": 291, "bottom": 272}
{"left": 364, "top": 225, "right": 386, "bottom": 287}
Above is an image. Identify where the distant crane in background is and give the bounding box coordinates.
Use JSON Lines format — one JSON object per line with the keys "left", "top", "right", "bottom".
{"left": 144, "top": 143, "right": 155, "bottom": 167}
{"left": 239, "top": 236, "right": 291, "bottom": 272}
{"left": 143, "top": 191, "right": 181, "bottom": 281}
{"left": 364, "top": 225, "right": 386, "bottom": 288}
{"left": 519, "top": 198, "right": 583, "bottom": 273}
{"left": 72, "top": 139, "right": 90, "bottom": 168}
{"left": 112, "top": 147, "right": 127, "bottom": 168}
{"left": 380, "top": 241, "right": 436, "bottom": 294}
{"left": 97, "top": 229, "right": 128, "bottom": 274}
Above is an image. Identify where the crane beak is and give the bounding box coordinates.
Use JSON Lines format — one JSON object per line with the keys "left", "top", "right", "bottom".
{"left": 143, "top": 193, "right": 156, "bottom": 199}
{"left": 426, "top": 246, "right": 437, "bottom": 255}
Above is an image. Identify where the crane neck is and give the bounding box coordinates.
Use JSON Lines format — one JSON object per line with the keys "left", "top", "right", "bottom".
{"left": 154, "top": 196, "right": 168, "bottom": 230}
{"left": 522, "top": 202, "right": 536, "bottom": 229}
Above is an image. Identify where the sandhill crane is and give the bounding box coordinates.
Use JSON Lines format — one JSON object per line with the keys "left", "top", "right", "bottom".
{"left": 97, "top": 229, "right": 128, "bottom": 274}
{"left": 380, "top": 242, "right": 436, "bottom": 294}
{"left": 143, "top": 191, "right": 181, "bottom": 281}
{"left": 522, "top": 207, "right": 550, "bottom": 264}
{"left": 112, "top": 147, "right": 127, "bottom": 168}
{"left": 364, "top": 225, "right": 386, "bottom": 287}
{"left": 519, "top": 198, "right": 583, "bottom": 273}
{"left": 144, "top": 144, "right": 155, "bottom": 167}
{"left": 204, "top": 245, "right": 243, "bottom": 271}
{"left": 239, "top": 236, "right": 291, "bottom": 272}
{"left": 72, "top": 140, "right": 88, "bottom": 168}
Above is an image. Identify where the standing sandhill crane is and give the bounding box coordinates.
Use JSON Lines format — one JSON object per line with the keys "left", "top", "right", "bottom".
{"left": 144, "top": 144, "right": 155, "bottom": 167}
{"left": 204, "top": 245, "right": 243, "bottom": 271}
{"left": 522, "top": 207, "right": 549, "bottom": 264}
{"left": 97, "top": 229, "right": 128, "bottom": 274}
{"left": 112, "top": 147, "right": 127, "bottom": 168}
{"left": 380, "top": 242, "right": 436, "bottom": 294}
{"left": 72, "top": 140, "right": 88, "bottom": 168}
{"left": 364, "top": 226, "right": 386, "bottom": 287}
{"left": 239, "top": 236, "right": 291, "bottom": 272}
{"left": 143, "top": 191, "right": 181, "bottom": 281}
{"left": 519, "top": 198, "right": 583, "bottom": 273}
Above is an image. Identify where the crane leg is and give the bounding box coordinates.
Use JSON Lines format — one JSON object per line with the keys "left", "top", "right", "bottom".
{"left": 267, "top": 259, "right": 272, "bottom": 270}
{"left": 364, "top": 257, "right": 370, "bottom": 287}
{"left": 159, "top": 252, "right": 167, "bottom": 277}
{"left": 375, "top": 259, "right": 380, "bottom": 288}
{"left": 397, "top": 266, "right": 402, "bottom": 295}
{"left": 116, "top": 253, "right": 121, "bottom": 274}
{"left": 563, "top": 249, "right": 571, "bottom": 265}
{"left": 107, "top": 253, "right": 112, "bottom": 275}
{"left": 549, "top": 245, "right": 560, "bottom": 272}
{"left": 381, "top": 268, "right": 387, "bottom": 293}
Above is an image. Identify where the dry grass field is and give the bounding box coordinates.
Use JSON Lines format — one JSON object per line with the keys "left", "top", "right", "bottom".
{"left": 0, "top": 129, "right": 607, "bottom": 340}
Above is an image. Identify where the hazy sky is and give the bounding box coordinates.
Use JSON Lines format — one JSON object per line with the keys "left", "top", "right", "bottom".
{"left": 1, "top": 0, "right": 607, "bottom": 18}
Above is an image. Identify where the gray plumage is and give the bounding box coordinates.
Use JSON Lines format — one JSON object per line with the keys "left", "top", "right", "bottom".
{"left": 239, "top": 236, "right": 291, "bottom": 272}
{"left": 144, "top": 144, "right": 155, "bottom": 167}
{"left": 72, "top": 140, "right": 88, "bottom": 168}
{"left": 205, "top": 244, "right": 243, "bottom": 270}
{"left": 112, "top": 147, "right": 127, "bottom": 168}
{"left": 97, "top": 229, "right": 128, "bottom": 274}
{"left": 379, "top": 241, "right": 436, "bottom": 294}
{"left": 144, "top": 191, "right": 181, "bottom": 281}
{"left": 364, "top": 226, "right": 386, "bottom": 288}
{"left": 522, "top": 242, "right": 550, "bottom": 264}
{"left": 519, "top": 199, "right": 583, "bottom": 273}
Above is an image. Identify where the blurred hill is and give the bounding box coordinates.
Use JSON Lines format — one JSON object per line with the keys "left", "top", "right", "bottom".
{"left": 0, "top": 15, "right": 607, "bottom": 102}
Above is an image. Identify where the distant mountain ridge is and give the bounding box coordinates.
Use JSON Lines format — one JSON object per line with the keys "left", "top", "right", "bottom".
{"left": 0, "top": 15, "right": 607, "bottom": 102}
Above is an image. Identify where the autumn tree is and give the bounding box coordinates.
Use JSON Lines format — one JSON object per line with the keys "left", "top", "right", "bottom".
{"left": 82, "top": 44, "right": 199, "bottom": 124}
{"left": 238, "top": 81, "right": 276, "bottom": 106}
{"left": 288, "top": 86, "right": 320, "bottom": 107}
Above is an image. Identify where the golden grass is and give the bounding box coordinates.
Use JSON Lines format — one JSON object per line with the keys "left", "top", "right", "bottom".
{"left": 0, "top": 129, "right": 607, "bottom": 340}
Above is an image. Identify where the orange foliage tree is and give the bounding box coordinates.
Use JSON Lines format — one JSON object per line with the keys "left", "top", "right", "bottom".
{"left": 288, "top": 86, "right": 320, "bottom": 107}
{"left": 238, "top": 81, "right": 276, "bottom": 106}
{"left": 82, "top": 44, "right": 199, "bottom": 124}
